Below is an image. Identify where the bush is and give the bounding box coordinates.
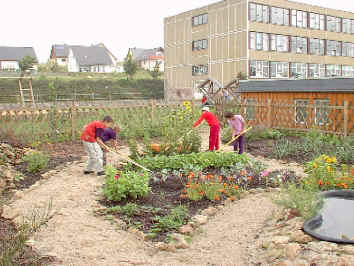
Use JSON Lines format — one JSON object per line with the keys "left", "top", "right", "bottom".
{"left": 104, "top": 166, "right": 151, "bottom": 201}
{"left": 152, "top": 206, "right": 188, "bottom": 232}
{"left": 23, "top": 152, "right": 49, "bottom": 173}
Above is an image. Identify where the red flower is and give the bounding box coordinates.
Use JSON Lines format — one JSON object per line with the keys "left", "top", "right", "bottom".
{"left": 114, "top": 173, "right": 120, "bottom": 180}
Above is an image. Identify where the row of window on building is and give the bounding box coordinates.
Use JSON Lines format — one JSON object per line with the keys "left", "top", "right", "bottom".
{"left": 250, "top": 32, "right": 354, "bottom": 57}
{"left": 192, "top": 64, "right": 209, "bottom": 76}
{"left": 250, "top": 61, "right": 354, "bottom": 78}
{"left": 250, "top": 2, "right": 354, "bottom": 34}
{"left": 245, "top": 98, "right": 330, "bottom": 125}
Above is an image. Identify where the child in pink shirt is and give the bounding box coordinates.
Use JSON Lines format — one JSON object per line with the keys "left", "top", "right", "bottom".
{"left": 225, "top": 112, "right": 245, "bottom": 154}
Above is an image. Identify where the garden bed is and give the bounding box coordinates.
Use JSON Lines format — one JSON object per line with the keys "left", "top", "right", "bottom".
{"left": 98, "top": 152, "right": 298, "bottom": 242}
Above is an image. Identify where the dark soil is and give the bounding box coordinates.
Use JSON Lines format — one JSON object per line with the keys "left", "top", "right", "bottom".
{"left": 99, "top": 168, "right": 298, "bottom": 242}
{"left": 0, "top": 217, "right": 56, "bottom": 265}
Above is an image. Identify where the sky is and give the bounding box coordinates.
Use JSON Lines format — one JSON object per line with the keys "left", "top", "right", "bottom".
{"left": 2, "top": 0, "right": 354, "bottom": 63}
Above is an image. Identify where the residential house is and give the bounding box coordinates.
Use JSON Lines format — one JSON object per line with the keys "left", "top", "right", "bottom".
{"left": 50, "top": 44, "right": 118, "bottom": 72}
{"left": 128, "top": 47, "right": 164, "bottom": 72}
{"left": 0, "top": 46, "right": 38, "bottom": 72}
{"left": 164, "top": 0, "right": 354, "bottom": 100}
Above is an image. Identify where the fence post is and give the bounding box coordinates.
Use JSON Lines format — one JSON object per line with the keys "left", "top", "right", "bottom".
{"left": 150, "top": 99, "right": 154, "bottom": 121}
{"left": 267, "top": 99, "right": 272, "bottom": 128}
{"left": 71, "top": 99, "right": 75, "bottom": 141}
{"left": 343, "top": 100, "right": 348, "bottom": 139}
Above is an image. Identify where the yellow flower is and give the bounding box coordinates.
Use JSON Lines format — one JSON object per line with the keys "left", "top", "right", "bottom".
{"left": 313, "top": 162, "right": 318, "bottom": 168}
{"left": 327, "top": 166, "right": 331, "bottom": 172}
{"left": 183, "top": 101, "right": 191, "bottom": 106}
{"left": 327, "top": 158, "right": 332, "bottom": 163}
{"left": 332, "top": 157, "right": 337, "bottom": 163}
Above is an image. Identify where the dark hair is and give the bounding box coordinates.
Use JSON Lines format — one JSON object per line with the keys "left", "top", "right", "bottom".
{"left": 224, "top": 112, "right": 235, "bottom": 119}
{"left": 103, "top": 116, "right": 114, "bottom": 123}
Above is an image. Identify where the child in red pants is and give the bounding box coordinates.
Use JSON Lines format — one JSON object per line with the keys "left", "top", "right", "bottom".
{"left": 193, "top": 106, "right": 220, "bottom": 151}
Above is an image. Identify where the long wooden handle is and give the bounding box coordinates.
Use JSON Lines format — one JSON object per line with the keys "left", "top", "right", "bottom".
{"left": 176, "top": 129, "right": 194, "bottom": 143}
{"left": 101, "top": 143, "right": 152, "bottom": 173}
{"left": 220, "top": 126, "right": 253, "bottom": 151}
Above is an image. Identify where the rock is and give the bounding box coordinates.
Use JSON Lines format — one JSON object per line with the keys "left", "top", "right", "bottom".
{"left": 336, "top": 257, "right": 352, "bottom": 266}
{"left": 155, "top": 242, "right": 176, "bottom": 252}
{"left": 192, "top": 215, "right": 208, "bottom": 226}
{"left": 249, "top": 189, "right": 257, "bottom": 194}
{"left": 2, "top": 206, "right": 20, "bottom": 219}
{"left": 170, "top": 233, "right": 189, "bottom": 249}
{"left": 127, "top": 227, "right": 144, "bottom": 240}
{"left": 342, "top": 245, "right": 354, "bottom": 255}
{"left": 178, "top": 224, "right": 194, "bottom": 235}
{"left": 201, "top": 207, "right": 217, "bottom": 217}
{"left": 290, "top": 230, "right": 313, "bottom": 244}
{"left": 115, "top": 220, "right": 127, "bottom": 230}
{"left": 285, "top": 243, "right": 301, "bottom": 261}
{"left": 271, "top": 236, "right": 290, "bottom": 245}
{"left": 14, "top": 191, "right": 24, "bottom": 199}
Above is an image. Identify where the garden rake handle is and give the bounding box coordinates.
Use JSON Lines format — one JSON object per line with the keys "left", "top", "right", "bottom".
{"left": 100, "top": 143, "right": 152, "bottom": 173}
{"left": 176, "top": 129, "right": 194, "bottom": 143}
{"left": 220, "top": 126, "right": 253, "bottom": 151}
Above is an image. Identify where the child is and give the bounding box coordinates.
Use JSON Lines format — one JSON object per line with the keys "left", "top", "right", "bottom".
{"left": 101, "top": 126, "right": 119, "bottom": 166}
{"left": 81, "top": 116, "right": 114, "bottom": 176}
{"left": 225, "top": 112, "right": 245, "bottom": 154}
{"left": 193, "top": 106, "right": 220, "bottom": 151}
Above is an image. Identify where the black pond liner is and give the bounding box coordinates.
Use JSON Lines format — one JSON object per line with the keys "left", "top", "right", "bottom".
{"left": 303, "top": 190, "right": 354, "bottom": 244}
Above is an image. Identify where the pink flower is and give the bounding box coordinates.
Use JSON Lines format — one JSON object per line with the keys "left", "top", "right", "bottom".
{"left": 261, "top": 170, "right": 270, "bottom": 177}
{"left": 114, "top": 173, "right": 120, "bottom": 180}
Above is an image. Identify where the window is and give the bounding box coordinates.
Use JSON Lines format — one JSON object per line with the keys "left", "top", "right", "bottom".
{"left": 295, "top": 99, "right": 309, "bottom": 124}
{"left": 250, "top": 60, "right": 269, "bottom": 78}
{"left": 309, "top": 38, "right": 325, "bottom": 55}
{"left": 291, "top": 36, "right": 307, "bottom": 54}
{"left": 192, "top": 14, "right": 208, "bottom": 26}
{"left": 326, "top": 40, "right": 341, "bottom": 56}
{"left": 270, "top": 62, "right": 289, "bottom": 78}
{"left": 342, "top": 65, "right": 354, "bottom": 77}
{"left": 315, "top": 99, "right": 330, "bottom": 126}
{"left": 290, "top": 63, "right": 307, "bottom": 79}
{"left": 308, "top": 64, "right": 326, "bottom": 78}
{"left": 271, "top": 7, "right": 289, "bottom": 26}
{"left": 245, "top": 98, "right": 256, "bottom": 120}
{"left": 192, "top": 65, "right": 208, "bottom": 76}
{"left": 327, "top": 16, "right": 341, "bottom": 32}
{"left": 249, "top": 3, "right": 269, "bottom": 23}
{"left": 291, "top": 10, "right": 307, "bottom": 28}
{"left": 192, "top": 39, "right": 208, "bottom": 50}
{"left": 326, "top": 64, "right": 341, "bottom": 77}
{"left": 342, "top": 42, "right": 354, "bottom": 57}
{"left": 309, "top": 13, "right": 325, "bottom": 30}
{"left": 61, "top": 58, "right": 66, "bottom": 62}
{"left": 342, "top": 19, "right": 353, "bottom": 34}
{"left": 250, "top": 32, "right": 269, "bottom": 51}
{"left": 270, "top": 34, "right": 289, "bottom": 52}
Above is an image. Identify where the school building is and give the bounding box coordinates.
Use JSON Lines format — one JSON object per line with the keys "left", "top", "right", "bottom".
{"left": 164, "top": 0, "right": 354, "bottom": 100}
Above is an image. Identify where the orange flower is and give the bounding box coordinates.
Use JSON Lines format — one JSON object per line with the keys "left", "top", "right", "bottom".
{"left": 218, "top": 176, "right": 223, "bottom": 182}
{"left": 179, "top": 194, "right": 186, "bottom": 199}
{"left": 327, "top": 182, "right": 331, "bottom": 185}
{"left": 228, "top": 176, "right": 233, "bottom": 181}
{"left": 218, "top": 189, "right": 224, "bottom": 193}
{"left": 185, "top": 184, "right": 191, "bottom": 188}
{"left": 233, "top": 185, "right": 239, "bottom": 190}
{"left": 318, "top": 180, "right": 324, "bottom": 186}
{"left": 343, "top": 184, "right": 348, "bottom": 189}
{"left": 352, "top": 169, "right": 354, "bottom": 176}
{"left": 223, "top": 183, "right": 228, "bottom": 187}
{"left": 229, "top": 196, "right": 235, "bottom": 201}
{"left": 183, "top": 189, "right": 187, "bottom": 193}
{"left": 215, "top": 195, "right": 220, "bottom": 201}
{"left": 200, "top": 191, "right": 205, "bottom": 196}
{"left": 248, "top": 176, "right": 253, "bottom": 181}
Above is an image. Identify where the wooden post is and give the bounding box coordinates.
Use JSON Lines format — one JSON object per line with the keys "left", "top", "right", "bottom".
{"left": 71, "top": 99, "right": 75, "bottom": 141}
{"left": 343, "top": 100, "right": 348, "bottom": 139}
{"left": 267, "top": 99, "right": 272, "bottom": 128}
{"left": 150, "top": 99, "right": 154, "bottom": 121}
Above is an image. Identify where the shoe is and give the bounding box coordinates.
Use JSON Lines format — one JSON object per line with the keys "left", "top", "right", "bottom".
{"left": 84, "top": 170, "right": 94, "bottom": 175}
{"left": 97, "top": 171, "right": 105, "bottom": 176}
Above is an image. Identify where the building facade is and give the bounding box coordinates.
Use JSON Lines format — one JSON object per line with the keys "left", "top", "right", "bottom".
{"left": 127, "top": 47, "right": 164, "bottom": 72}
{"left": 0, "top": 46, "right": 38, "bottom": 72}
{"left": 164, "top": 0, "right": 354, "bottom": 100}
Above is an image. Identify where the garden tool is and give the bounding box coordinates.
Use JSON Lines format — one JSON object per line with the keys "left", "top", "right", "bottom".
{"left": 176, "top": 128, "right": 194, "bottom": 143}
{"left": 219, "top": 126, "right": 253, "bottom": 152}
{"left": 100, "top": 142, "right": 152, "bottom": 173}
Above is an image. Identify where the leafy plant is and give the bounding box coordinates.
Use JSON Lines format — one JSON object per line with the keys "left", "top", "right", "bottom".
{"left": 272, "top": 138, "right": 298, "bottom": 159}
{"left": 104, "top": 166, "right": 151, "bottom": 201}
{"left": 152, "top": 205, "right": 188, "bottom": 232}
{"left": 23, "top": 151, "right": 49, "bottom": 173}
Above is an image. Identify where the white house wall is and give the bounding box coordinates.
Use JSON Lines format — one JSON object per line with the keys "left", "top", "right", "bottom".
{"left": 141, "top": 60, "right": 165, "bottom": 72}
{"left": 67, "top": 49, "right": 79, "bottom": 72}
{"left": 56, "top": 58, "right": 67, "bottom": 66}
{"left": 1, "top": 61, "right": 19, "bottom": 71}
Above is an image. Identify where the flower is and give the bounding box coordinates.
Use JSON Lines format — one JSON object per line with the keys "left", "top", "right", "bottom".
{"left": 318, "top": 180, "right": 324, "bottom": 186}
{"left": 218, "top": 176, "right": 223, "bottom": 182}
{"left": 228, "top": 176, "right": 233, "bottom": 181}
{"left": 327, "top": 166, "right": 331, "bottom": 172}
{"left": 233, "top": 185, "right": 239, "bottom": 190}
{"left": 240, "top": 170, "right": 247, "bottom": 176}
{"left": 215, "top": 195, "right": 220, "bottom": 201}
{"left": 248, "top": 176, "right": 253, "bottom": 181}
{"left": 229, "top": 196, "right": 235, "bottom": 201}
{"left": 183, "top": 101, "right": 191, "bottom": 107}
{"left": 313, "top": 162, "right": 318, "bottom": 168}
{"left": 114, "top": 173, "right": 120, "bottom": 180}
{"left": 218, "top": 189, "right": 224, "bottom": 193}
{"left": 200, "top": 191, "right": 205, "bottom": 196}
{"left": 261, "top": 170, "right": 270, "bottom": 177}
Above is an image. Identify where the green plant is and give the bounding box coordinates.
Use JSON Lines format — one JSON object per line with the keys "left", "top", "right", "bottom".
{"left": 272, "top": 138, "right": 298, "bottom": 159}
{"left": 23, "top": 151, "right": 49, "bottom": 173}
{"left": 104, "top": 166, "right": 151, "bottom": 201}
{"left": 221, "top": 127, "right": 233, "bottom": 144}
{"left": 123, "top": 53, "right": 138, "bottom": 79}
{"left": 273, "top": 183, "right": 323, "bottom": 220}
{"left": 152, "top": 205, "right": 188, "bottom": 232}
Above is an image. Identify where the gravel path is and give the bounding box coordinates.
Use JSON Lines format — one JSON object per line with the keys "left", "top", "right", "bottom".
{"left": 2, "top": 130, "right": 306, "bottom": 265}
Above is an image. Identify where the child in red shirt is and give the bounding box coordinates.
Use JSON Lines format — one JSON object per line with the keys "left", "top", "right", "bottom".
{"left": 81, "top": 116, "right": 114, "bottom": 176}
{"left": 193, "top": 106, "right": 220, "bottom": 151}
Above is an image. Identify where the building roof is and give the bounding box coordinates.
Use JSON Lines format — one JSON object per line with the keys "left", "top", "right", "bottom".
{"left": 129, "top": 47, "right": 164, "bottom": 61}
{"left": 52, "top": 44, "right": 69, "bottom": 57}
{"left": 0, "top": 46, "right": 37, "bottom": 61}
{"left": 238, "top": 78, "right": 354, "bottom": 93}
{"left": 70, "top": 46, "right": 113, "bottom": 66}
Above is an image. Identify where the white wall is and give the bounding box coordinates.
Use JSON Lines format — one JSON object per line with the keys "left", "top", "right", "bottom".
{"left": 1, "top": 61, "right": 19, "bottom": 71}
{"left": 141, "top": 59, "right": 164, "bottom": 72}
{"left": 56, "top": 57, "right": 67, "bottom": 66}
{"left": 67, "top": 49, "right": 79, "bottom": 72}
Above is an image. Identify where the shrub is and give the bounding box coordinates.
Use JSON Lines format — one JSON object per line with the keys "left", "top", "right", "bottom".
{"left": 23, "top": 152, "right": 49, "bottom": 173}
{"left": 104, "top": 166, "right": 151, "bottom": 201}
{"left": 152, "top": 205, "right": 188, "bottom": 232}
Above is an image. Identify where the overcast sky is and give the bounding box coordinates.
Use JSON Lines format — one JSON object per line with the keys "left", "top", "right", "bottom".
{"left": 2, "top": 0, "right": 354, "bottom": 63}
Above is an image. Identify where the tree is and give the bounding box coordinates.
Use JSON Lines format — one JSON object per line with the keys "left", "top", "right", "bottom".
{"left": 38, "top": 60, "right": 68, "bottom": 73}
{"left": 149, "top": 61, "right": 162, "bottom": 79}
{"left": 18, "top": 56, "right": 36, "bottom": 74}
{"left": 123, "top": 53, "right": 138, "bottom": 79}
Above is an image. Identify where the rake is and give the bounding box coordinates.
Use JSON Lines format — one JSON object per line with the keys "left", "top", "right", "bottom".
{"left": 218, "top": 126, "right": 253, "bottom": 152}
